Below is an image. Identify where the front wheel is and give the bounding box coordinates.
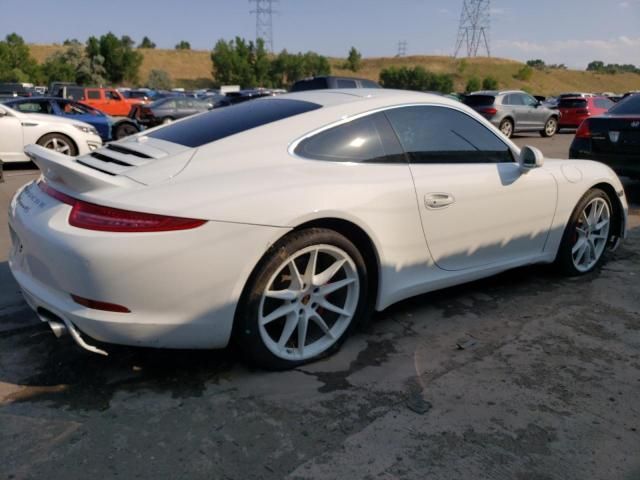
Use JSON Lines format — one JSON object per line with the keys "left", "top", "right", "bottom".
{"left": 236, "top": 228, "right": 369, "bottom": 370}
{"left": 113, "top": 122, "right": 139, "bottom": 140}
{"left": 540, "top": 117, "right": 558, "bottom": 137}
{"left": 556, "top": 188, "right": 612, "bottom": 275}
{"left": 37, "top": 133, "right": 77, "bottom": 156}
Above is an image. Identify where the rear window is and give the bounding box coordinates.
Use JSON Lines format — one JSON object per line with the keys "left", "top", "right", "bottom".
{"left": 559, "top": 98, "right": 587, "bottom": 109}
{"left": 463, "top": 95, "right": 495, "bottom": 107}
{"left": 291, "top": 78, "right": 328, "bottom": 92}
{"left": 147, "top": 98, "right": 322, "bottom": 147}
{"left": 609, "top": 94, "right": 640, "bottom": 115}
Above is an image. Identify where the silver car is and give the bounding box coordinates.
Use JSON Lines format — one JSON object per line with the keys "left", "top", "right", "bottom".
{"left": 464, "top": 90, "right": 560, "bottom": 138}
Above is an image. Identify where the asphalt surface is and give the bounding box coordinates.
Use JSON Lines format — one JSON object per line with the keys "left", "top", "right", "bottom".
{"left": 1, "top": 132, "right": 639, "bottom": 480}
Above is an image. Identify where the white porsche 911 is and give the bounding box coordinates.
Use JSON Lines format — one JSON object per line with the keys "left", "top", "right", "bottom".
{"left": 0, "top": 103, "right": 102, "bottom": 162}
{"left": 8, "top": 89, "right": 627, "bottom": 369}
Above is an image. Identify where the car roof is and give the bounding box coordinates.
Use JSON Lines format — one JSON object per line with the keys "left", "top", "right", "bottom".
{"left": 270, "top": 88, "right": 455, "bottom": 108}
{"left": 469, "top": 90, "right": 526, "bottom": 96}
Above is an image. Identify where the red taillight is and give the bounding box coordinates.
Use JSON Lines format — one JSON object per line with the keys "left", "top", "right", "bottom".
{"left": 575, "top": 120, "right": 592, "bottom": 139}
{"left": 71, "top": 294, "right": 131, "bottom": 313}
{"left": 38, "top": 181, "right": 206, "bottom": 232}
{"left": 480, "top": 107, "right": 498, "bottom": 116}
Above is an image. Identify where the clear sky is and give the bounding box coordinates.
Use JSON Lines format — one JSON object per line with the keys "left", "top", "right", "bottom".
{"left": 1, "top": 0, "right": 639, "bottom": 69}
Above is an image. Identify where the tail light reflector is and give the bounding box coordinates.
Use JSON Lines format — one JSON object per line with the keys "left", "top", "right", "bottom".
{"left": 480, "top": 107, "right": 498, "bottom": 116}
{"left": 38, "top": 181, "right": 206, "bottom": 232}
{"left": 71, "top": 294, "right": 131, "bottom": 313}
{"left": 575, "top": 120, "right": 592, "bottom": 139}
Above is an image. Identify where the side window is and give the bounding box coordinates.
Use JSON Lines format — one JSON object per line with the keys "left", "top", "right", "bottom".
{"left": 106, "top": 90, "right": 121, "bottom": 100}
{"left": 595, "top": 98, "right": 613, "bottom": 109}
{"left": 361, "top": 80, "right": 380, "bottom": 88}
{"left": 504, "top": 94, "right": 523, "bottom": 106}
{"left": 385, "top": 106, "right": 513, "bottom": 164}
{"left": 522, "top": 94, "right": 538, "bottom": 107}
{"left": 87, "top": 90, "right": 101, "bottom": 100}
{"left": 336, "top": 79, "right": 357, "bottom": 88}
{"left": 294, "top": 112, "right": 404, "bottom": 163}
{"left": 15, "top": 101, "right": 49, "bottom": 113}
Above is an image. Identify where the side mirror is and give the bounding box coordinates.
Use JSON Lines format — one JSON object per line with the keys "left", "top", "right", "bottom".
{"left": 519, "top": 145, "right": 544, "bottom": 172}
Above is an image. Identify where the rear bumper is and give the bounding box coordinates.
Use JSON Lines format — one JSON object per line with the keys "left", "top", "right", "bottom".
{"left": 8, "top": 182, "right": 288, "bottom": 352}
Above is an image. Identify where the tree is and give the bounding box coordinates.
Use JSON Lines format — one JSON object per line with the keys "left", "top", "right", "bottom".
{"left": 526, "top": 59, "right": 546, "bottom": 70}
{"left": 41, "top": 40, "right": 106, "bottom": 85}
{"left": 175, "top": 41, "right": 191, "bottom": 50}
{"left": 465, "top": 76, "right": 481, "bottom": 93}
{"left": 147, "top": 69, "right": 172, "bottom": 90}
{"left": 86, "top": 32, "right": 143, "bottom": 84}
{"left": 0, "top": 33, "right": 40, "bottom": 82}
{"left": 482, "top": 76, "right": 499, "bottom": 90}
{"left": 587, "top": 60, "right": 605, "bottom": 72}
{"left": 344, "top": 46, "right": 362, "bottom": 72}
{"left": 138, "top": 36, "right": 156, "bottom": 49}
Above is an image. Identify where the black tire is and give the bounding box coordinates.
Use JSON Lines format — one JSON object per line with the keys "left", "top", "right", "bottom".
{"left": 235, "top": 228, "right": 370, "bottom": 370}
{"left": 112, "top": 122, "right": 140, "bottom": 140}
{"left": 555, "top": 188, "right": 612, "bottom": 276}
{"left": 37, "top": 133, "right": 78, "bottom": 156}
{"left": 499, "top": 118, "right": 514, "bottom": 138}
{"left": 540, "top": 116, "right": 558, "bottom": 137}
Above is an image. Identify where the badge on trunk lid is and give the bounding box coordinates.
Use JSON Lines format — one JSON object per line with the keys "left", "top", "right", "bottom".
{"left": 609, "top": 131, "right": 620, "bottom": 143}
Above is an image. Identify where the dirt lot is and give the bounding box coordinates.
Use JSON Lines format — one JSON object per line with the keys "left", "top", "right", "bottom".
{"left": 1, "top": 133, "right": 639, "bottom": 480}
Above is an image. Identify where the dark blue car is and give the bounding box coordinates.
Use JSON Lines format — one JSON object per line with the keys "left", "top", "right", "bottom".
{"left": 1, "top": 97, "right": 140, "bottom": 141}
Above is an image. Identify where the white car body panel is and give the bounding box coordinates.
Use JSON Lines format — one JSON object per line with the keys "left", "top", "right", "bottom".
{"left": 7, "top": 89, "right": 628, "bottom": 352}
{"left": 0, "top": 105, "right": 102, "bottom": 162}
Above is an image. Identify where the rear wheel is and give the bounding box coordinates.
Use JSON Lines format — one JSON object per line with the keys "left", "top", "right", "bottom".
{"left": 540, "top": 117, "right": 558, "bottom": 137}
{"left": 556, "top": 188, "right": 612, "bottom": 275}
{"left": 499, "top": 118, "right": 514, "bottom": 138}
{"left": 236, "top": 228, "right": 369, "bottom": 370}
{"left": 37, "top": 133, "right": 77, "bottom": 156}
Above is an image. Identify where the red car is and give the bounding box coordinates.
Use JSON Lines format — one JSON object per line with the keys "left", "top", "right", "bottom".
{"left": 558, "top": 96, "right": 614, "bottom": 129}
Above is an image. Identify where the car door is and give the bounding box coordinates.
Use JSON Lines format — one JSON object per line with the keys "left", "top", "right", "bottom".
{"left": 385, "top": 105, "right": 557, "bottom": 271}
{"left": 105, "top": 89, "right": 128, "bottom": 116}
{"left": 0, "top": 107, "right": 25, "bottom": 161}
{"left": 84, "top": 89, "right": 103, "bottom": 111}
{"left": 502, "top": 94, "right": 529, "bottom": 130}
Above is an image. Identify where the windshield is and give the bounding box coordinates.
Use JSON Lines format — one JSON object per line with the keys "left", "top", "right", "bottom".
{"left": 609, "top": 94, "right": 640, "bottom": 115}
{"left": 147, "top": 98, "right": 321, "bottom": 147}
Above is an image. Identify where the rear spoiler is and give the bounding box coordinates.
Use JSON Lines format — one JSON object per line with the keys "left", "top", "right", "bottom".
{"left": 24, "top": 144, "right": 139, "bottom": 193}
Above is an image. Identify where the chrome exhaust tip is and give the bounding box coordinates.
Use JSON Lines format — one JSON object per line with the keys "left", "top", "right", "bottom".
{"left": 48, "top": 320, "right": 68, "bottom": 338}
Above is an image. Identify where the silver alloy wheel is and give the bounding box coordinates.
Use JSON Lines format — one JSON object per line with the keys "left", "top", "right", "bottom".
{"left": 571, "top": 197, "right": 610, "bottom": 272}
{"left": 545, "top": 118, "right": 557, "bottom": 136}
{"left": 258, "top": 244, "right": 360, "bottom": 361}
{"left": 500, "top": 120, "right": 513, "bottom": 137}
{"left": 43, "top": 136, "right": 72, "bottom": 155}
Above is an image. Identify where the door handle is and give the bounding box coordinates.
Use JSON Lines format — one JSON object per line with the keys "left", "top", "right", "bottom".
{"left": 425, "top": 193, "right": 455, "bottom": 209}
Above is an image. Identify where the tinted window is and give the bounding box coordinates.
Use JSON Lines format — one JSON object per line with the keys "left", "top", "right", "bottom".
{"left": 55, "top": 100, "right": 97, "bottom": 115}
{"left": 291, "top": 78, "right": 328, "bottom": 92}
{"left": 87, "top": 90, "right": 101, "bottom": 100}
{"left": 609, "top": 94, "right": 640, "bottom": 114}
{"left": 66, "top": 87, "right": 85, "bottom": 100}
{"left": 148, "top": 98, "right": 322, "bottom": 148}
{"left": 521, "top": 94, "right": 538, "bottom": 107}
{"left": 12, "top": 101, "right": 51, "bottom": 113}
{"left": 295, "top": 112, "right": 404, "bottom": 163}
{"left": 105, "top": 90, "right": 121, "bottom": 100}
{"left": 336, "top": 79, "right": 357, "bottom": 88}
{"left": 385, "top": 106, "right": 513, "bottom": 164}
{"left": 463, "top": 95, "right": 495, "bottom": 107}
{"left": 503, "top": 94, "right": 524, "bottom": 106}
{"left": 559, "top": 98, "right": 587, "bottom": 109}
{"left": 361, "top": 80, "right": 381, "bottom": 88}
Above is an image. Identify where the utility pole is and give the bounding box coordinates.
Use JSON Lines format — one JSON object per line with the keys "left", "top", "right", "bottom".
{"left": 397, "top": 40, "right": 408, "bottom": 57}
{"left": 249, "top": 0, "right": 277, "bottom": 53}
{"left": 453, "top": 0, "right": 491, "bottom": 57}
